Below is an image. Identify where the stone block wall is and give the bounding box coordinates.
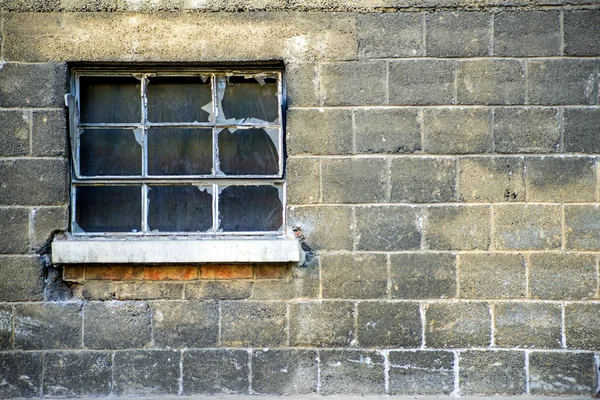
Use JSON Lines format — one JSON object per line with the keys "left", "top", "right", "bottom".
{"left": 0, "top": 1, "right": 599, "bottom": 397}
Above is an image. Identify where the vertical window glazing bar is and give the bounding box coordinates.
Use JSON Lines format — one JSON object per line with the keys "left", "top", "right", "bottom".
{"left": 212, "top": 182, "right": 218, "bottom": 233}
{"left": 277, "top": 71, "right": 284, "bottom": 177}
{"left": 141, "top": 75, "right": 148, "bottom": 178}
{"left": 141, "top": 183, "right": 148, "bottom": 233}
{"left": 211, "top": 74, "right": 218, "bottom": 177}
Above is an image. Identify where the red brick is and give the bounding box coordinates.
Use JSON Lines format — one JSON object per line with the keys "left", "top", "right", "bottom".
{"left": 63, "top": 266, "right": 84, "bottom": 281}
{"left": 143, "top": 266, "right": 198, "bottom": 281}
{"left": 121, "top": 266, "right": 144, "bottom": 280}
{"left": 255, "top": 264, "right": 289, "bottom": 279}
{"left": 200, "top": 265, "right": 253, "bottom": 280}
{"left": 85, "top": 266, "right": 124, "bottom": 280}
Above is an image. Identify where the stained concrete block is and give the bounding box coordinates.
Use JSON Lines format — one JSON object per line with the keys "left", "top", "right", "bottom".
{"left": 290, "top": 301, "right": 354, "bottom": 347}
{"left": 355, "top": 206, "right": 422, "bottom": 251}
{"left": 529, "top": 253, "right": 596, "bottom": 300}
{"left": 32, "top": 206, "right": 68, "bottom": 250}
{"left": 84, "top": 301, "right": 152, "bottom": 349}
{"left": 0, "top": 110, "right": 30, "bottom": 156}
{"left": 390, "top": 253, "right": 456, "bottom": 299}
{"left": 354, "top": 108, "right": 421, "bottom": 154}
{"left": 321, "top": 253, "right": 388, "bottom": 299}
{"left": 494, "top": 302, "right": 562, "bottom": 348}
{"left": 565, "top": 303, "right": 600, "bottom": 350}
{"left": 358, "top": 13, "right": 422, "bottom": 58}
{"left": 525, "top": 156, "right": 596, "bottom": 202}
{"left": 459, "top": 351, "right": 526, "bottom": 395}
{"left": 32, "top": 110, "right": 67, "bottom": 157}
{"left": 423, "top": 108, "right": 491, "bottom": 154}
{"left": 564, "top": 10, "right": 600, "bottom": 56}
{"left": 0, "top": 305, "right": 12, "bottom": 350}
{"left": 115, "top": 282, "right": 183, "bottom": 300}
{"left": 151, "top": 300, "right": 219, "bottom": 347}
{"left": 390, "top": 157, "right": 456, "bottom": 203}
{"left": 458, "top": 253, "right": 526, "bottom": 299}
{"left": 251, "top": 349, "right": 317, "bottom": 395}
{"left": 319, "top": 350, "right": 385, "bottom": 395}
{"left": 493, "top": 11, "right": 560, "bottom": 56}
{"left": 456, "top": 60, "right": 525, "bottom": 104}
{"left": 287, "top": 206, "right": 353, "bottom": 251}
{"left": 286, "top": 157, "right": 320, "bottom": 204}
{"left": 527, "top": 59, "right": 598, "bottom": 105}
{"left": 493, "top": 205, "right": 561, "bottom": 250}
{"left": 0, "top": 256, "right": 44, "bottom": 301}
{"left": 426, "top": 12, "right": 491, "bottom": 57}
{"left": 388, "top": 60, "right": 455, "bottom": 105}
{"left": 14, "top": 302, "right": 82, "bottom": 349}
{"left": 183, "top": 349, "right": 249, "bottom": 395}
{"left": 388, "top": 350, "right": 454, "bottom": 395}
{"left": 459, "top": 157, "right": 525, "bottom": 202}
{"left": 0, "top": 352, "right": 41, "bottom": 398}
{"left": 357, "top": 302, "right": 422, "bottom": 348}
{"left": 221, "top": 301, "right": 286, "bottom": 346}
{"left": 424, "top": 206, "right": 490, "bottom": 250}
{"left": 425, "top": 302, "right": 491, "bottom": 348}
{"left": 43, "top": 351, "right": 111, "bottom": 397}
{"left": 286, "top": 109, "right": 352, "bottom": 155}
{"left": 113, "top": 350, "right": 180, "bottom": 396}
{"left": 320, "top": 62, "right": 387, "bottom": 106}
{"left": 565, "top": 205, "right": 600, "bottom": 250}
{"left": 321, "top": 158, "right": 387, "bottom": 203}
{"left": 494, "top": 107, "right": 560, "bottom": 153}
{"left": 0, "top": 62, "right": 67, "bottom": 107}
{"left": 0, "top": 208, "right": 29, "bottom": 254}
{"left": 529, "top": 351, "right": 596, "bottom": 395}
{"left": 184, "top": 281, "right": 252, "bottom": 300}
{"left": 0, "top": 159, "right": 68, "bottom": 206}
{"left": 285, "top": 63, "right": 319, "bottom": 106}
{"left": 564, "top": 108, "right": 600, "bottom": 153}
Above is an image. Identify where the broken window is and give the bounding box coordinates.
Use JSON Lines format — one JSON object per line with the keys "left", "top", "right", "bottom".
{"left": 67, "top": 68, "right": 284, "bottom": 235}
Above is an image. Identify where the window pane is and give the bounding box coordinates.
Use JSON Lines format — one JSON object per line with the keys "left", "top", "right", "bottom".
{"left": 79, "top": 77, "right": 140, "bottom": 123}
{"left": 221, "top": 76, "right": 278, "bottom": 123}
{"left": 218, "top": 185, "right": 282, "bottom": 232}
{"left": 147, "top": 77, "right": 212, "bottom": 123}
{"left": 218, "top": 128, "right": 278, "bottom": 175}
{"left": 148, "top": 185, "right": 212, "bottom": 232}
{"left": 75, "top": 186, "right": 141, "bottom": 233}
{"left": 148, "top": 128, "right": 212, "bottom": 175}
{"left": 80, "top": 129, "right": 142, "bottom": 176}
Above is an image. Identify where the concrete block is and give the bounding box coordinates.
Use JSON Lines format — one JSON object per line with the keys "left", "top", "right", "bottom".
{"left": 423, "top": 108, "right": 491, "bottom": 154}
{"left": 0, "top": 305, "right": 11, "bottom": 350}
{"left": 459, "top": 253, "right": 526, "bottom": 299}
{"left": 426, "top": 12, "right": 491, "bottom": 57}
{"left": 529, "top": 352, "right": 596, "bottom": 395}
{"left": 78, "top": 281, "right": 115, "bottom": 300}
{"left": 221, "top": 301, "right": 286, "bottom": 346}
{"left": 43, "top": 351, "right": 111, "bottom": 397}
{"left": 564, "top": 107, "right": 600, "bottom": 153}
{"left": 32, "top": 110, "right": 67, "bottom": 157}
{"left": 185, "top": 280, "right": 252, "bottom": 300}
{"left": 355, "top": 206, "right": 422, "bottom": 251}
{"left": 84, "top": 301, "right": 152, "bottom": 349}
{"left": 390, "top": 157, "right": 456, "bottom": 202}
{"left": 493, "top": 205, "right": 561, "bottom": 250}
{"left": 151, "top": 300, "right": 218, "bottom": 348}
{"left": 456, "top": 60, "right": 525, "bottom": 104}
{"left": 287, "top": 206, "right": 353, "bottom": 251}
{"left": 286, "top": 108, "right": 352, "bottom": 155}
{"left": 0, "top": 208, "right": 29, "bottom": 254}
{"left": 493, "top": 11, "right": 560, "bottom": 56}
{"left": 321, "top": 253, "right": 387, "bottom": 299}
{"left": 525, "top": 156, "right": 596, "bottom": 202}
{"left": 32, "top": 206, "right": 68, "bottom": 250}
{"left": 0, "top": 256, "right": 43, "bottom": 301}
{"left": 425, "top": 302, "right": 491, "bottom": 348}
{"left": 357, "top": 302, "right": 421, "bottom": 348}
{"left": 388, "top": 350, "right": 454, "bottom": 395}
{"left": 183, "top": 349, "right": 249, "bottom": 395}
{"left": 565, "top": 303, "right": 600, "bottom": 350}
{"left": 424, "top": 205, "right": 490, "bottom": 250}
{"left": 290, "top": 254, "right": 320, "bottom": 299}
{"left": 565, "top": 205, "right": 600, "bottom": 250}
{"left": 459, "top": 157, "right": 524, "bottom": 202}
{"left": 0, "top": 110, "right": 29, "bottom": 156}
{"left": 493, "top": 107, "right": 560, "bottom": 153}
{"left": 459, "top": 350, "right": 526, "bottom": 395}
{"left": 290, "top": 301, "right": 354, "bottom": 346}
{"left": 286, "top": 157, "right": 319, "bottom": 204}
{"left": 251, "top": 349, "right": 317, "bottom": 395}
{"left": 115, "top": 282, "right": 183, "bottom": 300}
{"left": 354, "top": 108, "right": 421, "bottom": 154}
{"left": 319, "top": 350, "right": 385, "bottom": 395}
{"left": 14, "top": 302, "right": 82, "bottom": 350}
{"left": 113, "top": 350, "right": 180, "bottom": 396}
{"left": 0, "top": 62, "right": 67, "bottom": 107}
{"left": 388, "top": 60, "right": 455, "bottom": 105}
{"left": 285, "top": 63, "right": 319, "bottom": 106}
{"left": 0, "top": 159, "right": 68, "bottom": 205}
{"left": 529, "top": 253, "right": 596, "bottom": 300}
{"left": 320, "top": 62, "right": 387, "bottom": 106}
{"left": 0, "top": 352, "right": 41, "bottom": 398}
{"left": 495, "top": 302, "right": 562, "bottom": 348}
{"left": 564, "top": 10, "right": 600, "bottom": 56}
{"left": 358, "top": 13, "right": 422, "bottom": 58}
{"left": 390, "top": 253, "right": 456, "bottom": 299}
{"left": 321, "top": 158, "right": 387, "bottom": 203}
{"left": 527, "top": 59, "right": 598, "bottom": 105}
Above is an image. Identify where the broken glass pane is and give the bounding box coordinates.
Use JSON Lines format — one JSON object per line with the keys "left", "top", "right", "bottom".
{"left": 148, "top": 185, "right": 212, "bottom": 232}
{"left": 147, "top": 76, "right": 212, "bottom": 123}
{"left": 148, "top": 128, "right": 212, "bottom": 175}
{"left": 75, "top": 185, "right": 141, "bottom": 233}
{"left": 218, "top": 128, "right": 278, "bottom": 175}
{"left": 221, "top": 76, "right": 278, "bottom": 123}
{"left": 79, "top": 76, "right": 141, "bottom": 123}
{"left": 218, "top": 185, "right": 282, "bottom": 232}
{"left": 80, "top": 129, "right": 142, "bottom": 176}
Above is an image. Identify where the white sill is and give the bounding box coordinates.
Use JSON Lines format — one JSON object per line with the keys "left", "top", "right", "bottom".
{"left": 51, "top": 236, "right": 302, "bottom": 264}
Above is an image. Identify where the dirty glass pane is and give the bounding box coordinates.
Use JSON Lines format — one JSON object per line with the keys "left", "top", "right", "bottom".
{"left": 148, "top": 185, "right": 212, "bottom": 232}
{"left": 218, "top": 185, "right": 282, "bottom": 232}
{"left": 75, "top": 186, "right": 141, "bottom": 233}
{"left": 79, "top": 77, "right": 141, "bottom": 123}
{"left": 221, "top": 76, "right": 278, "bottom": 123}
{"left": 148, "top": 128, "right": 212, "bottom": 175}
{"left": 80, "top": 129, "right": 142, "bottom": 176}
{"left": 147, "top": 77, "right": 212, "bottom": 123}
{"left": 218, "top": 128, "right": 278, "bottom": 175}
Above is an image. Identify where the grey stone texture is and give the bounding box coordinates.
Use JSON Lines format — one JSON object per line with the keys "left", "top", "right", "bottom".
{"left": 32, "top": 206, "right": 68, "bottom": 250}
{"left": 287, "top": 206, "right": 353, "bottom": 251}
{"left": 358, "top": 13, "right": 422, "bottom": 58}
{"left": 357, "top": 302, "right": 422, "bottom": 348}
{"left": 354, "top": 108, "right": 421, "bottom": 153}
{"left": 493, "top": 107, "right": 560, "bottom": 153}
{"left": 285, "top": 63, "right": 319, "bottom": 106}
{"left": 565, "top": 303, "right": 600, "bottom": 350}
{"left": 565, "top": 205, "right": 600, "bottom": 250}
{"left": 459, "top": 253, "right": 526, "bottom": 299}
{"left": 424, "top": 205, "right": 490, "bottom": 250}
{"left": 251, "top": 349, "right": 317, "bottom": 395}
{"left": 286, "top": 109, "right": 352, "bottom": 155}
{"left": 319, "top": 350, "right": 385, "bottom": 395}
{"left": 84, "top": 301, "right": 152, "bottom": 349}
{"left": 493, "top": 205, "right": 561, "bottom": 250}
{"left": 529, "top": 352, "right": 596, "bottom": 395}
{"left": 425, "top": 302, "right": 491, "bottom": 348}
{"left": 494, "top": 302, "right": 562, "bottom": 348}
{"left": 151, "top": 300, "right": 219, "bottom": 347}
{"left": 183, "top": 349, "right": 249, "bottom": 395}
{"left": 388, "top": 60, "right": 455, "bottom": 105}
{"left": 321, "top": 158, "right": 387, "bottom": 203}
{"left": 184, "top": 280, "right": 252, "bottom": 300}
{"left": 0, "top": 208, "right": 29, "bottom": 254}
{"left": 0, "top": 305, "right": 12, "bottom": 350}
{"left": 527, "top": 59, "right": 598, "bottom": 105}
{"left": 426, "top": 12, "right": 490, "bottom": 57}
{"left": 456, "top": 60, "right": 525, "bottom": 104}
{"left": 493, "top": 11, "right": 560, "bottom": 56}
{"left": 529, "top": 253, "right": 596, "bottom": 300}
{"left": 355, "top": 206, "right": 422, "bottom": 251}
{"left": 388, "top": 350, "right": 454, "bottom": 395}
{"left": 43, "top": 351, "right": 111, "bottom": 397}
{"left": 32, "top": 110, "right": 67, "bottom": 157}
{"left": 290, "top": 301, "right": 354, "bottom": 347}
{"left": 0, "top": 256, "right": 44, "bottom": 301}
{"left": 113, "top": 350, "right": 180, "bottom": 396}
{"left": 563, "top": 107, "right": 600, "bottom": 153}
{"left": 458, "top": 157, "right": 525, "bottom": 202}
{"left": 390, "top": 253, "right": 456, "bottom": 299}
{"left": 0, "top": 352, "right": 41, "bottom": 398}
{"left": 0, "top": 62, "right": 67, "bottom": 107}
{"left": 0, "top": 159, "right": 68, "bottom": 205}
{"left": 390, "top": 157, "right": 456, "bottom": 202}
{"left": 525, "top": 156, "right": 596, "bottom": 202}
{"left": 423, "top": 108, "right": 491, "bottom": 154}
{"left": 321, "top": 253, "right": 387, "bottom": 299}
{"left": 564, "top": 10, "right": 600, "bottom": 56}
{"left": 0, "top": 110, "right": 29, "bottom": 156}
{"left": 115, "top": 282, "right": 183, "bottom": 300}
{"left": 14, "top": 302, "right": 82, "bottom": 349}
{"left": 77, "top": 281, "right": 116, "bottom": 301}
{"left": 221, "top": 301, "right": 286, "bottom": 347}
{"left": 320, "top": 62, "right": 387, "bottom": 106}
{"left": 286, "top": 157, "right": 319, "bottom": 204}
{"left": 459, "top": 351, "right": 526, "bottom": 395}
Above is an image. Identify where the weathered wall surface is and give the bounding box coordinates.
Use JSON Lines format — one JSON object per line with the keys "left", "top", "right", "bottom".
{"left": 0, "top": 1, "right": 600, "bottom": 397}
